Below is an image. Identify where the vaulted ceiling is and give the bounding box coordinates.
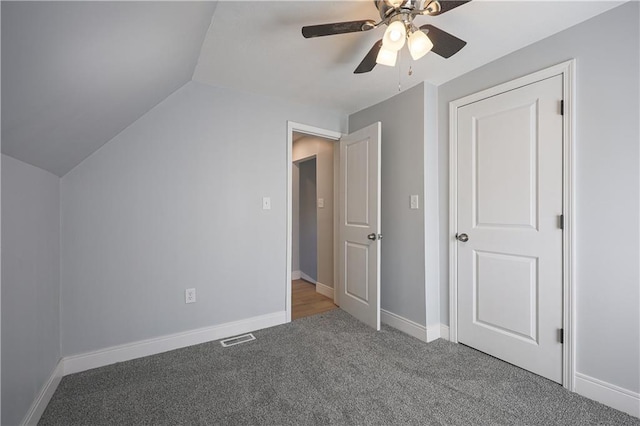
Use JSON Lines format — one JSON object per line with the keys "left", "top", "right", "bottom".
{"left": 1, "top": 1, "right": 625, "bottom": 177}
{"left": 193, "top": 0, "right": 623, "bottom": 114}
{"left": 1, "top": 1, "right": 217, "bottom": 176}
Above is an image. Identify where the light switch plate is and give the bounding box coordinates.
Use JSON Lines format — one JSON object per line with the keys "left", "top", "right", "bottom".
{"left": 318, "top": 198, "right": 324, "bottom": 208}
{"left": 262, "top": 197, "right": 271, "bottom": 210}
{"left": 410, "top": 195, "right": 419, "bottom": 209}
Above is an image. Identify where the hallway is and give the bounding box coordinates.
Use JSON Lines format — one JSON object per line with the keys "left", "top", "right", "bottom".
{"left": 291, "top": 279, "right": 337, "bottom": 320}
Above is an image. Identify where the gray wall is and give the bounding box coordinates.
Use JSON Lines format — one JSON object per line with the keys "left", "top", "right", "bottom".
{"left": 1, "top": 154, "right": 60, "bottom": 426}
{"left": 60, "top": 81, "right": 344, "bottom": 356}
{"left": 292, "top": 164, "right": 300, "bottom": 273}
{"left": 1, "top": 47, "right": 3, "bottom": 422}
{"left": 298, "top": 159, "right": 318, "bottom": 281}
{"left": 423, "top": 83, "right": 440, "bottom": 327}
{"left": 292, "top": 135, "right": 335, "bottom": 287}
{"left": 349, "top": 84, "right": 427, "bottom": 326}
{"left": 438, "top": 2, "right": 639, "bottom": 393}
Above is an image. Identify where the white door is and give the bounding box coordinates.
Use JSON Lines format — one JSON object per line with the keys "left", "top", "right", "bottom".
{"left": 456, "top": 75, "right": 563, "bottom": 383}
{"left": 338, "top": 122, "right": 381, "bottom": 330}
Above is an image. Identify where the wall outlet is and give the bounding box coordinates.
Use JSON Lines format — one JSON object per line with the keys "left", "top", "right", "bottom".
{"left": 185, "top": 288, "right": 196, "bottom": 304}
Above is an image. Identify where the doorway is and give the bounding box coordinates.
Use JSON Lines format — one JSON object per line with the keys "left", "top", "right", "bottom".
{"left": 291, "top": 131, "right": 338, "bottom": 320}
{"left": 286, "top": 121, "right": 383, "bottom": 329}
{"left": 295, "top": 157, "right": 318, "bottom": 284}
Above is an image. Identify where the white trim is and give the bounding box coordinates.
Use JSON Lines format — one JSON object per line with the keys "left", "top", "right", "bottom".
{"left": 291, "top": 270, "right": 301, "bottom": 280}
{"left": 575, "top": 373, "right": 640, "bottom": 417}
{"left": 315, "top": 281, "right": 334, "bottom": 300}
{"left": 448, "top": 60, "right": 576, "bottom": 390}
{"left": 286, "top": 121, "right": 342, "bottom": 324}
{"left": 381, "top": 309, "right": 428, "bottom": 342}
{"left": 426, "top": 325, "right": 442, "bottom": 342}
{"left": 21, "top": 361, "right": 64, "bottom": 426}
{"left": 439, "top": 324, "right": 450, "bottom": 341}
{"left": 300, "top": 272, "right": 317, "bottom": 285}
{"left": 63, "top": 311, "right": 286, "bottom": 375}
{"left": 293, "top": 153, "right": 317, "bottom": 165}
{"left": 561, "top": 60, "right": 577, "bottom": 391}
{"left": 333, "top": 142, "right": 340, "bottom": 307}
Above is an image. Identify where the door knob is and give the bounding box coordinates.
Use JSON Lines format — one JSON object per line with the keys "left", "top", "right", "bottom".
{"left": 456, "top": 233, "right": 469, "bottom": 242}
{"left": 368, "top": 233, "right": 378, "bottom": 241}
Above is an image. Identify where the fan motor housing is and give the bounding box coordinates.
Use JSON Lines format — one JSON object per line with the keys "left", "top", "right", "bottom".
{"left": 375, "top": 0, "right": 437, "bottom": 20}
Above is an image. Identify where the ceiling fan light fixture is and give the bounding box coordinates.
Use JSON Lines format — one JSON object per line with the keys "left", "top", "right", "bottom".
{"left": 376, "top": 46, "right": 398, "bottom": 67}
{"left": 421, "top": 0, "right": 441, "bottom": 15}
{"left": 408, "top": 30, "right": 433, "bottom": 60}
{"left": 382, "top": 20, "right": 406, "bottom": 51}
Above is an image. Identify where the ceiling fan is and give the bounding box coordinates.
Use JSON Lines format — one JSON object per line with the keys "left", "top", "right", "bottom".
{"left": 302, "top": 0, "right": 470, "bottom": 74}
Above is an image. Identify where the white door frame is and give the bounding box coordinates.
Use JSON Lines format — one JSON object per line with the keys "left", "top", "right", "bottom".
{"left": 448, "top": 60, "right": 576, "bottom": 390}
{"left": 286, "top": 121, "right": 342, "bottom": 323}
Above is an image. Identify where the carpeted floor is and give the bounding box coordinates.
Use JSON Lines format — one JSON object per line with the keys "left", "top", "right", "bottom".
{"left": 40, "top": 310, "right": 639, "bottom": 425}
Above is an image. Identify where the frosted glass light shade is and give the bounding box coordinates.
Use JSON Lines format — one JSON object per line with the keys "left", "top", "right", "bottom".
{"left": 408, "top": 30, "right": 433, "bottom": 60}
{"left": 383, "top": 21, "right": 406, "bottom": 51}
{"left": 376, "top": 46, "right": 398, "bottom": 66}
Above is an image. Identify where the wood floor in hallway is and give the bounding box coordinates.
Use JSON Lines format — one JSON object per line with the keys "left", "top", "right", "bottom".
{"left": 292, "top": 279, "right": 338, "bottom": 320}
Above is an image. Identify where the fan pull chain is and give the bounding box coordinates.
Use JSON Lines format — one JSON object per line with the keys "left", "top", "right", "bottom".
{"left": 397, "top": 52, "right": 414, "bottom": 92}
{"left": 398, "top": 50, "right": 402, "bottom": 92}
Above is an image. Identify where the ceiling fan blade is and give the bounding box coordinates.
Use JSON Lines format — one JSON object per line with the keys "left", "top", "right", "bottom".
{"left": 302, "top": 20, "right": 375, "bottom": 38}
{"left": 420, "top": 24, "right": 467, "bottom": 58}
{"left": 428, "top": 0, "right": 471, "bottom": 16}
{"left": 354, "top": 40, "right": 383, "bottom": 74}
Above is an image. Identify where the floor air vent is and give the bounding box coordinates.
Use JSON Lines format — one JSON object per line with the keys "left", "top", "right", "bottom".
{"left": 220, "top": 333, "right": 256, "bottom": 347}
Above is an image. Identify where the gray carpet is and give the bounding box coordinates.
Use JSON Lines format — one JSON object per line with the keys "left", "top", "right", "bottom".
{"left": 40, "top": 310, "right": 638, "bottom": 425}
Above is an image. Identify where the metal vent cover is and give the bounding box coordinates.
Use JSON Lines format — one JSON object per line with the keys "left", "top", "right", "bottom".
{"left": 220, "top": 333, "right": 256, "bottom": 347}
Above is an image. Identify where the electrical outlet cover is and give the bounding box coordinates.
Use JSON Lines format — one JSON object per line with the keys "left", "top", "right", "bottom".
{"left": 185, "top": 288, "right": 196, "bottom": 303}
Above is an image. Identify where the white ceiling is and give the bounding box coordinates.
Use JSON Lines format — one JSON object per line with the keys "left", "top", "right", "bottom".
{"left": 1, "top": 1, "right": 217, "bottom": 176}
{"left": 194, "top": 0, "right": 624, "bottom": 115}
{"left": 1, "top": 1, "right": 625, "bottom": 176}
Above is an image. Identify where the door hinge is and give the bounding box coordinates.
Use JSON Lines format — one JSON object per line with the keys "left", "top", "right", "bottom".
{"left": 560, "top": 100, "right": 564, "bottom": 116}
{"left": 559, "top": 328, "right": 564, "bottom": 344}
{"left": 559, "top": 214, "right": 564, "bottom": 230}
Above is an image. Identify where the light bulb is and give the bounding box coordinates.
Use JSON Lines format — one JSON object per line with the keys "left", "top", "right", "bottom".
{"left": 382, "top": 21, "right": 406, "bottom": 52}
{"left": 376, "top": 46, "right": 398, "bottom": 67}
{"left": 389, "top": 29, "right": 403, "bottom": 42}
{"left": 408, "top": 30, "right": 433, "bottom": 60}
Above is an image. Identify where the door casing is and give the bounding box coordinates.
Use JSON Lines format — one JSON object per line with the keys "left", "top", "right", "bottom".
{"left": 286, "top": 122, "right": 342, "bottom": 323}
{"left": 448, "top": 60, "right": 576, "bottom": 390}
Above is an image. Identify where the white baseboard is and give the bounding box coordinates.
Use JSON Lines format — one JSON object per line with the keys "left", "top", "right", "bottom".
{"left": 440, "top": 324, "right": 450, "bottom": 341}
{"left": 300, "top": 272, "right": 316, "bottom": 284}
{"left": 63, "top": 311, "right": 286, "bottom": 375}
{"left": 575, "top": 372, "right": 639, "bottom": 417}
{"left": 381, "top": 310, "right": 428, "bottom": 342}
{"left": 291, "top": 270, "right": 301, "bottom": 280}
{"left": 21, "top": 360, "right": 64, "bottom": 426}
{"left": 316, "top": 282, "right": 334, "bottom": 300}
{"left": 379, "top": 312, "right": 448, "bottom": 343}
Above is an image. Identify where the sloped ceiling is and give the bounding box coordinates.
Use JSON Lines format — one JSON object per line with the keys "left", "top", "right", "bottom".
{"left": 1, "top": 1, "right": 626, "bottom": 177}
{"left": 193, "top": 1, "right": 624, "bottom": 115}
{"left": 1, "top": 1, "right": 217, "bottom": 176}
